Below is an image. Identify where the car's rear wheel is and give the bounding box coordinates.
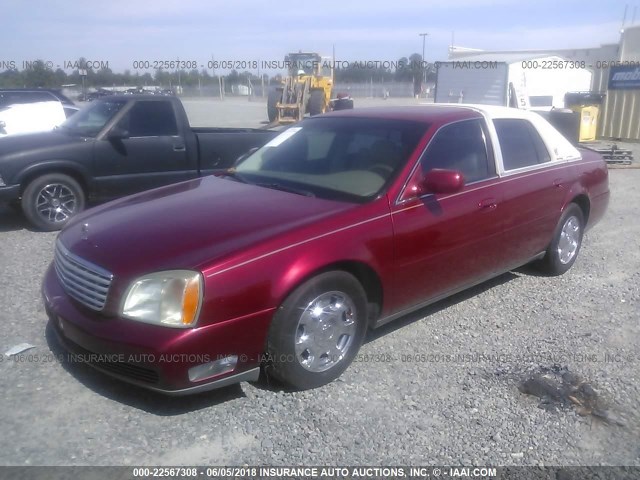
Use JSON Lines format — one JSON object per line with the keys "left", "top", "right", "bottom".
{"left": 21, "top": 173, "right": 85, "bottom": 231}
{"left": 266, "top": 271, "right": 368, "bottom": 390}
{"left": 538, "top": 203, "right": 584, "bottom": 275}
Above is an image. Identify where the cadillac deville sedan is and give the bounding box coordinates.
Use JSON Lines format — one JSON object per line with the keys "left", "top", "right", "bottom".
{"left": 42, "top": 105, "right": 609, "bottom": 394}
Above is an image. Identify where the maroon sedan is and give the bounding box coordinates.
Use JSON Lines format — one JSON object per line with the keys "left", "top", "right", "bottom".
{"left": 42, "top": 105, "right": 609, "bottom": 394}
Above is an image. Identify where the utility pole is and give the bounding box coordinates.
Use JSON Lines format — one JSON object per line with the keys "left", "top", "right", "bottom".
{"left": 419, "top": 32, "right": 429, "bottom": 95}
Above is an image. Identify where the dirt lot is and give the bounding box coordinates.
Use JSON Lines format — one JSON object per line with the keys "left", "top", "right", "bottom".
{"left": 0, "top": 98, "right": 638, "bottom": 467}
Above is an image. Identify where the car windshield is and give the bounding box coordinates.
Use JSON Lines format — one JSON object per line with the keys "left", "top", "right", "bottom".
{"left": 58, "top": 99, "right": 127, "bottom": 137}
{"left": 234, "top": 117, "right": 426, "bottom": 202}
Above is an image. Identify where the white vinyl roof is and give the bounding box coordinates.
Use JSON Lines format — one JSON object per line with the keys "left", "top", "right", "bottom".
{"left": 431, "top": 103, "right": 582, "bottom": 163}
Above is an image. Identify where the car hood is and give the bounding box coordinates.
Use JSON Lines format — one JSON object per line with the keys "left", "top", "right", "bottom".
{"left": 0, "top": 129, "right": 88, "bottom": 159}
{"left": 59, "top": 175, "right": 354, "bottom": 279}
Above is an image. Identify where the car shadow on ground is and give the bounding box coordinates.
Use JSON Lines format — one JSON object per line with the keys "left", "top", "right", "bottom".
{"left": 513, "top": 262, "right": 549, "bottom": 278}
{"left": 0, "top": 205, "right": 32, "bottom": 232}
{"left": 44, "top": 321, "right": 247, "bottom": 415}
{"left": 254, "top": 271, "right": 521, "bottom": 394}
{"left": 365, "top": 271, "right": 519, "bottom": 343}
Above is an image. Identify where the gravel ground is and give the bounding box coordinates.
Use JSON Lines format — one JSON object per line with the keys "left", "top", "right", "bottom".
{"left": 0, "top": 100, "right": 638, "bottom": 467}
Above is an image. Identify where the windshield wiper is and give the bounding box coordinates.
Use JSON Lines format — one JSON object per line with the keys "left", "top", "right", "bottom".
{"left": 256, "top": 182, "right": 316, "bottom": 197}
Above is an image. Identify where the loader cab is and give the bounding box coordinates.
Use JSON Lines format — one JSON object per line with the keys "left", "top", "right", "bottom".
{"left": 286, "top": 53, "right": 322, "bottom": 77}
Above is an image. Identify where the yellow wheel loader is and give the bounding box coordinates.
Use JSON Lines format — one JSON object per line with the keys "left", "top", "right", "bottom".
{"left": 267, "top": 52, "right": 353, "bottom": 126}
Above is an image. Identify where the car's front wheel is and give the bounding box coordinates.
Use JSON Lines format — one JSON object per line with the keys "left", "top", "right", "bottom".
{"left": 538, "top": 203, "right": 585, "bottom": 275}
{"left": 266, "top": 271, "right": 368, "bottom": 390}
{"left": 21, "top": 173, "right": 85, "bottom": 231}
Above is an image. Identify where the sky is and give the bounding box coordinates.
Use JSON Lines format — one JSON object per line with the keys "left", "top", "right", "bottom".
{"left": 1, "top": 0, "right": 637, "bottom": 74}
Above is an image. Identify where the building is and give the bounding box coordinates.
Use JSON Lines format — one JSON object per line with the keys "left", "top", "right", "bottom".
{"left": 447, "top": 24, "right": 640, "bottom": 141}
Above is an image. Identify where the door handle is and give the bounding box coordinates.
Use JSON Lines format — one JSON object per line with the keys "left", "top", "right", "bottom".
{"left": 173, "top": 144, "right": 186, "bottom": 152}
{"left": 553, "top": 178, "right": 565, "bottom": 188}
{"left": 478, "top": 198, "right": 497, "bottom": 211}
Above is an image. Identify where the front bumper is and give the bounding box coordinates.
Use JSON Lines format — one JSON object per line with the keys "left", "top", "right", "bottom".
{"left": 42, "top": 265, "right": 274, "bottom": 395}
{"left": 0, "top": 184, "right": 20, "bottom": 203}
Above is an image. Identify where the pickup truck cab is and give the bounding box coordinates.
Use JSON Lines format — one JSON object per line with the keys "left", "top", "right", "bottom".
{"left": 43, "top": 105, "right": 609, "bottom": 395}
{"left": 0, "top": 95, "right": 276, "bottom": 230}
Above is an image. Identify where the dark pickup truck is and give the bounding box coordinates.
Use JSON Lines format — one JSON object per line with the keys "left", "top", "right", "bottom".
{"left": 0, "top": 95, "right": 277, "bottom": 230}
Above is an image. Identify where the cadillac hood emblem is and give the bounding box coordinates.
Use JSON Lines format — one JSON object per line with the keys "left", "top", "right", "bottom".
{"left": 81, "top": 223, "right": 89, "bottom": 241}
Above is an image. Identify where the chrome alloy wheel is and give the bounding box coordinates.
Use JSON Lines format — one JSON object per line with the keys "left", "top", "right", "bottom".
{"left": 557, "top": 215, "right": 581, "bottom": 264}
{"left": 36, "top": 183, "right": 77, "bottom": 224}
{"left": 294, "top": 291, "right": 357, "bottom": 372}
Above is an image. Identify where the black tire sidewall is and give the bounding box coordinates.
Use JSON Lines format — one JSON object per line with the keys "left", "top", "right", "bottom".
{"left": 542, "top": 204, "right": 584, "bottom": 275}
{"left": 266, "top": 271, "right": 368, "bottom": 390}
{"left": 267, "top": 90, "right": 280, "bottom": 122}
{"left": 308, "top": 90, "right": 325, "bottom": 116}
{"left": 22, "top": 174, "right": 85, "bottom": 231}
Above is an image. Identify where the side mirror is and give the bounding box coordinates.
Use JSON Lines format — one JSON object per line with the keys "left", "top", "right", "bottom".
{"left": 421, "top": 169, "right": 465, "bottom": 194}
{"left": 107, "top": 127, "right": 129, "bottom": 140}
{"left": 234, "top": 146, "right": 259, "bottom": 166}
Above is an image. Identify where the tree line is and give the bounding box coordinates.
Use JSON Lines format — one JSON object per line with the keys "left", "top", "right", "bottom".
{"left": 0, "top": 54, "right": 436, "bottom": 89}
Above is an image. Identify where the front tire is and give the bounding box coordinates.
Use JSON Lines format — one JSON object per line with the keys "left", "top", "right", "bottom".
{"left": 21, "top": 173, "right": 85, "bottom": 231}
{"left": 266, "top": 271, "right": 368, "bottom": 390}
{"left": 538, "top": 204, "right": 584, "bottom": 275}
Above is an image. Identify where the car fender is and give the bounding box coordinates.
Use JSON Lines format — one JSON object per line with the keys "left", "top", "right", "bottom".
{"left": 201, "top": 208, "right": 393, "bottom": 327}
{"left": 15, "top": 159, "right": 92, "bottom": 191}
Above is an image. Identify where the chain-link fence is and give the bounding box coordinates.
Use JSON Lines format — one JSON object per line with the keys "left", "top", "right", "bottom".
{"left": 178, "top": 81, "right": 418, "bottom": 99}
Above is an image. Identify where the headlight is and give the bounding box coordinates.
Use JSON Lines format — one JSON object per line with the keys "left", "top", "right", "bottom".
{"left": 122, "top": 270, "right": 203, "bottom": 328}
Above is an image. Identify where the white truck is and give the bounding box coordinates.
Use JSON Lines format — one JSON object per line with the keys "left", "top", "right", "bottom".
{"left": 434, "top": 54, "right": 592, "bottom": 111}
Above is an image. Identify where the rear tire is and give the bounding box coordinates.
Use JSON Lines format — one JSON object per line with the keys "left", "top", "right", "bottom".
{"left": 267, "top": 89, "right": 281, "bottom": 122}
{"left": 21, "top": 173, "right": 85, "bottom": 231}
{"left": 266, "top": 271, "right": 368, "bottom": 390}
{"left": 537, "top": 204, "right": 584, "bottom": 276}
{"left": 308, "top": 90, "right": 325, "bottom": 116}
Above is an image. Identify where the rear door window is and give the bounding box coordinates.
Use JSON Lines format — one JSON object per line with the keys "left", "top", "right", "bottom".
{"left": 494, "top": 119, "right": 551, "bottom": 170}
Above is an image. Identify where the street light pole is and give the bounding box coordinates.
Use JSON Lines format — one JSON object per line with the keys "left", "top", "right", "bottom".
{"left": 419, "top": 32, "right": 429, "bottom": 96}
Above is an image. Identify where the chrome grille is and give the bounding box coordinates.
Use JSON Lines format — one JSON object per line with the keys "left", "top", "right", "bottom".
{"left": 54, "top": 241, "right": 113, "bottom": 311}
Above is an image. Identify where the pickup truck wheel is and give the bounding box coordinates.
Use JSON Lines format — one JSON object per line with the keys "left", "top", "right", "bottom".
{"left": 267, "top": 90, "right": 281, "bottom": 122}
{"left": 266, "top": 271, "right": 367, "bottom": 390}
{"left": 538, "top": 204, "right": 584, "bottom": 276}
{"left": 308, "top": 90, "right": 325, "bottom": 116}
{"left": 22, "top": 174, "right": 85, "bottom": 231}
